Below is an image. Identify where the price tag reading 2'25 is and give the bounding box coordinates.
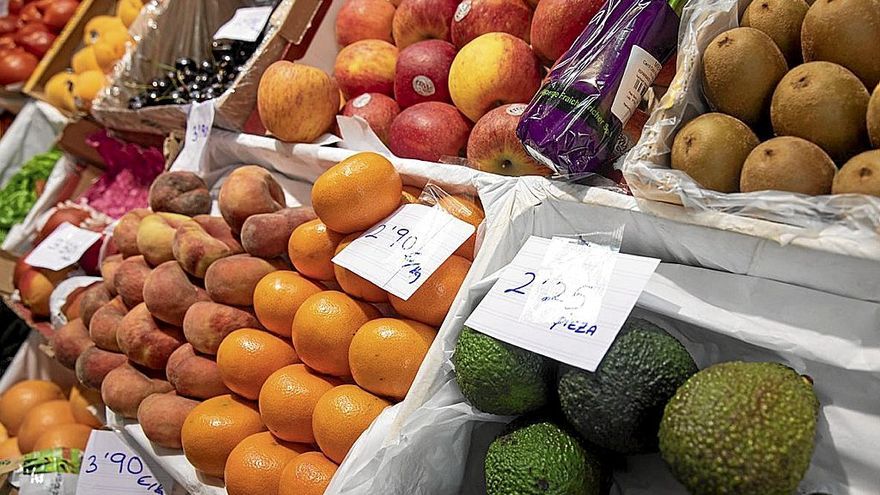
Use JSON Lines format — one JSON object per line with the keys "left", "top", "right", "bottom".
{"left": 332, "top": 203, "right": 475, "bottom": 300}
{"left": 464, "top": 236, "right": 660, "bottom": 371}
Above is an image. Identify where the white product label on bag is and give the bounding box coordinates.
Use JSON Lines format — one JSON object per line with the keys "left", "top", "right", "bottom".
{"left": 25, "top": 223, "right": 102, "bottom": 271}
{"left": 464, "top": 236, "right": 659, "bottom": 371}
{"left": 610, "top": 45, "right": 661, "bottom": 125}
{"left": 213, "top": 6, "right": 274, "bottom": 42}
{"left": 76, "top": 431, "right": 174, "bottom": 494}
{"left": 170, "top": 100, "right": 215, "bottom": 173}
{"left": 332, "top": 203, "right": 475, "bottom": 300}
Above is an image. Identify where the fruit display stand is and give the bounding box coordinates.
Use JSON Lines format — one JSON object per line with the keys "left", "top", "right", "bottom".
{"left": 327, "top": 175, "right": 880, "bottom": 495}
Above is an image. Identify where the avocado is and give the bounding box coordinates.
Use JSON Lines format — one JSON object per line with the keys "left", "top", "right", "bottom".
{"left": 453, "top": 326, "right": 552, "bottom": 415}
{"left": 659, "top": 361, "right": 819, "bottom": 495}
{"left": 484, "top": 419, "right": 606, "bottom": 495}
{"left": 557, "top": 318, "right": 698, "bottom": 454}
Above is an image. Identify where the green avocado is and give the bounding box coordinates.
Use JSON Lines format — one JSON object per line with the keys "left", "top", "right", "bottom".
{"left": 484, "top": 420, "right": 606, "bottom": 495}
{"left": 557, "top": 318, "right": 698, "bottom": 454}
{"left": 659, "top": 361, "right": 820, "bottom": 495}
{"left": 453, "top": 326, "right": 552, "bottom": 415}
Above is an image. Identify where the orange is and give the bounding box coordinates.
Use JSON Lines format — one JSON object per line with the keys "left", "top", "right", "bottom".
{"left": 259, "top": 364, "right": 338, "bottom": 444}
{"left": 69, "top": 384, "right": 103, "bottom": 428}
{"left": 0, "top": 381, "right": 65, "bottom": 435}
{"left": 437, "top": 194, "right": 484, "bottom": 260}
{"left": 181, "top": 394, "right": 266, "bottom": 479}
{"left": 389, "top": 255, "right": 471, "bottom": 327}
{"left": 0, "top": 423, "right": 7, "bottom": 442}
{"left": 291, "top": 291, "right": 381, "bottom": 377}
{"left": 312, "top": 385, "right": 390, "bottom": 464}
{"left": 349, "top": 318, "right": 437, "bottom": 401}
{"left": 278, "top": 451, "right": 338, "bottom": 495}
{"left": 333, "top": 233, "right": 387, "bottom": 303}
{"left": 288, "top": 219, "right": 345, "bottom": 281}
{"left": 0, "top": 438, "right": 20, "bottom": 460}
{"left": 311, "top": 152, "right": 403, "bottom": 234}
{"left": 17, "top": 400, "right": 77, "bottom": 453}
{"left": 254, "top": 271, "right": 325, "bottom": 337}
{"left": 74, "top": 70, "right": 106, "bottom": 110}
{"left": 217, "top": 329, "right": 300, "bottom": 400}
{"left": 224, "top": 431, "right": 311, "bottom": 495}
{"left": 71, "top": 46, "right": 100, "bottom": 74}
{"left": 33, "top": 423, "right": 93, "bottom": 451}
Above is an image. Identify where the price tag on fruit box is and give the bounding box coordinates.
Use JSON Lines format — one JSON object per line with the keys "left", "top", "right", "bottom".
{"left": 24, "top": 222, "right": 102, "bottom": 272}
{"left": 332, "top": 203, "right": 475, "bottom": 300}
{"left": 170, "top": 100, "right": 214, "bottom": 173}
{"left": 464, "top": 236, "right": 659, "bottom": 371}
{"left": 76, "top": 430, "right": 174, "bottom": 495}
{"left": 213, "top": 6, "right": 274, "bottom": 42}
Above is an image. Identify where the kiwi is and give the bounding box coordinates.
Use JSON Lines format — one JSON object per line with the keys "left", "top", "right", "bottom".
{"left": 869, "top": 83, "right": 880, "bottom": 148}
{"left": 740, "top": 136, "right": 836, "bottom": 194}
{"left": 771, "top": 62, "right": 870, "bottom": 161}
{"left": 702, "top": 27, "right": 788, "bottom": 126}
{"left": 741, "top": 0, "right": 809, "bottom": 65}
{"left": 833, "top": 150, "right": 880, "bottom": 196}
{"left": 671, "top": 113, "right": 760, "bottom": 192}
{"left": 802, "top": 0, "right": 880, "bottom": 89}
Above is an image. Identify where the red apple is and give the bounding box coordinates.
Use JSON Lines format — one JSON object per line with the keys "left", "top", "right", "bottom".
{"left": 388, "top": 102, "right": 472, "bottom": 161}
{"left": 341, "top": 93, "right": 401, "bottom": 145}
{"left": 335, "top": 0, "right": 396, "bottom": 46}
{"left": 450, "top": 0, "right": 532, "bottom": 49}
{"left": 531, "top": 0, "right": 604, "bottom": 64}
{"left": 393, "top": 39, "right": 456, "bottom": 108}
{"left": 467, "top": 104, "right": 553, "bottom": 176}
{"left": 334, "top": 39, "right": 398, "bottom": 99}
{"left": 391, "top": 0, "right": 460, "bottom": 49}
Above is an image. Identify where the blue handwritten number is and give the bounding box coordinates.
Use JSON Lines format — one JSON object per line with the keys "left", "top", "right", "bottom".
{"left": 85, "top": 455, "right": 98, "bottom": 473}
{"left": 504, "top": 272, "right": 536, "bottom": 295}
{"left": 364, "top": 224, "right": 386, "bottom": 239}
{"left": 127, "top": 456, "right": 144, "bottom": 475}
{"left": 390, "top": 227, "right": 409, "bottom": 248}
{"left": 109, "top": 452, "right": 126, "bottom": 474}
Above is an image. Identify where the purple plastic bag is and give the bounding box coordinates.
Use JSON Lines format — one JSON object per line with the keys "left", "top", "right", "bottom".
{"left": 517, "top": 0, "right": 682, "bottom": 176}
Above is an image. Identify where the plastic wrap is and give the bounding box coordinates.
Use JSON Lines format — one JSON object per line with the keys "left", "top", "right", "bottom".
{"left": 623, "top": 0, "right": 880, "bottom": 237}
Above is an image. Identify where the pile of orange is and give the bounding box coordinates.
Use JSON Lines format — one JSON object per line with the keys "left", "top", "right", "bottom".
{"left": 182, "top": 152, "right": 478, "bottom": 494}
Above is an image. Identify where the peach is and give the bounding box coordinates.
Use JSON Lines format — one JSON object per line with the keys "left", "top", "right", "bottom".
{"left": 101, "top": 362, "right": 173, "bottom": 419}
{"left": 100, "top": 254, "right": 123, "bottom": 296}
{"left": 75, "top": 347, "right": 128, "bottom": 390}
{"left": 148, "top": 172, "right": 211, "bottom": 216}
{"left": 136, "top": 213, "right": 190, "bottom": 267}
{"left": 183, "top": 302, "right": 262, "bottom": 355}
{"left": 165, "top": 344, "right": 230, "bottom": 399}
{"left": 114, "top": 255, "right": 151, "bottom": 308}
{"left": 79, "top": 283, "right": 110, "bottom": 328}
{"left": 143, "top": 261, "right": 210, "bottom": 326}
{"left": 89, "top": 297, "right": 127, "bottom": 352}
{"left": 334, "top": 39, "right": 399, "bottom": 99}
{"left": 62, "top": 286, "right": 87, "bottom": 321}
{"left": 18, "top": 269, "right": 54, "bottom": 318}
{"left": 172, "top": 215, "right": 243, "bottom": 278}
{"left": 137, "top": 392, "right": 199, "bottom": 449}
{"left": 117, "top": 303, "right": 186, "bottom": 370}
{"left": 218, "top": 166, "right": 286, "bottom": 234}
{"left": 204, "top": 255, "right": 276, "bottom": 306}
{"left": 52, "top": 318, "right": 94, "bottom": 369}
{"left": 113, "top": 209, "right": 150, "bottom": 258}
{"left": 240, "top": 207, "right": 317, "bottom": 259}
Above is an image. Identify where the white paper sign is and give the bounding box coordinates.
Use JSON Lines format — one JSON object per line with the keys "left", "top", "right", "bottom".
{"left": 213, "top": 6, "right": 273, "bottom": 42}
{"left": 76, "top": 430, "right": 174, "bottom": 495}
{"left": 464, "top": 236, "right": 660, "bottom": 371}
{"left": 170, "top": 100, "right": 215, "bottom": 173}
{"left": 25, "top": 222, "right": 101, "bottom": 271}
{"left": 332, "top": 203, "right": 475, "bottom": 300}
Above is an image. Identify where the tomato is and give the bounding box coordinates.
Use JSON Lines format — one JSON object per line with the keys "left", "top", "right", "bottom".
{"left": 0, "top": 16, "right": 22, "bottom": 36}
{"left": 0, "top": 34, "right": 15, "bottom": 50}
{"left": 42, "top": 1, "right": 79, "bottom": 32}
{"left": 0, "top": 48, "right": 38, "bottom": 85}
{"left": 13, "top": 22, "right": 49, "bottom": 44}
{"left": 19, "top": 3, "right": 42, "bottom": 23}
{"left": 8, "top": 0, "right": 25, "bottom": 15}
{"left": 17, "top": 28, "right": 54, "bottom": 58}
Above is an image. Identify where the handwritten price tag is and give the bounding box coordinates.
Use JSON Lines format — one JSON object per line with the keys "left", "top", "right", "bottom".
{"left": 213, "top": 6, "right": 274, "bottom": 42}
{"left": 332, "top": 203, "right": 475, "bottom": 300}
{"left": 464, "top": 236, "right": 659, "bottom": 371}
{"left": 24, "top": 222, "right": 102, "bottom": 271}
{"left": 76, "top": 431, "right": 174, "bottom": 495}
{"left": 170, "top": 100, "right": 214, "bottom": 173}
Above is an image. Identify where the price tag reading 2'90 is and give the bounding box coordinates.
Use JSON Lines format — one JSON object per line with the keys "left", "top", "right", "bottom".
{"left": 332, "top": 203, "right": 475, "bottom": 300}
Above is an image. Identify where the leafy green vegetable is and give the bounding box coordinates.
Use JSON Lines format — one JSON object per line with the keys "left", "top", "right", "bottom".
{"left": 0, "top": 149, "right": 62, "bottom": 243}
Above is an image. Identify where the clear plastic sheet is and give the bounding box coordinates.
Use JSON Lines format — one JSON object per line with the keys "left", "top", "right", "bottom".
{"left": 623, "top": 0, "right": 880, "bottom": 238}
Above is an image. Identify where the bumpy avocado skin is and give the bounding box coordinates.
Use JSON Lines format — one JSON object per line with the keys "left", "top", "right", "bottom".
{"left": 484, "top": 421, "right": 605, "bottom": 495}
{"left": 659, "top": 361, "right": 820, "bottom": 495}
{"left": 558, "top": 318, "right": 698, "bottom": 454}
{"left": 453, "top": 326, "right": 553, "bottom": 415}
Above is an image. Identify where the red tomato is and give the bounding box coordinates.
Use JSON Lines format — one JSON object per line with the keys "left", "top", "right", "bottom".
{"left": 0, "top": 48, "right": 38, "bottom": 85}
{"left": 0, "top": 34, "right": 15, "bottom": 50}
{"left": 13, "top": 22, "right": 48, "bottom": 44}
{"left": 19, "top": 3, "right": 42, "bottom": 23}
{"left": 8, "top": 0, "right": 25, "bottom": 15}
{"left": 42, "top": 1, "right": 79, "bottom": 32}
{"left": 17, "top": 28, "right": 54, "bottom": 58}
{"left": 0, "top": 16, "right": 22, "bottom": 36}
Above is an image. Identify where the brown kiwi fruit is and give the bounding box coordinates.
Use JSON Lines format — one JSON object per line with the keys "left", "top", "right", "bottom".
{"left": 741, "top": 0, "right": 809, "bottom": 65}
{"left": 771, "top": 62, "right": 870, "bottom": 161}
{"left": 833, "top": 150, "right": 880, "bottom": 196}
{"left": 801, "top": 0, "right": 880, "bottom": 89}
{"left": 869, "top": 84, "right": 880, "bottom": 148}
{"left": 740, "top": 137, "right": 836, "bottom": 194}
{"left": 671, "top": 113, "right": 760, "bottom": 192}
